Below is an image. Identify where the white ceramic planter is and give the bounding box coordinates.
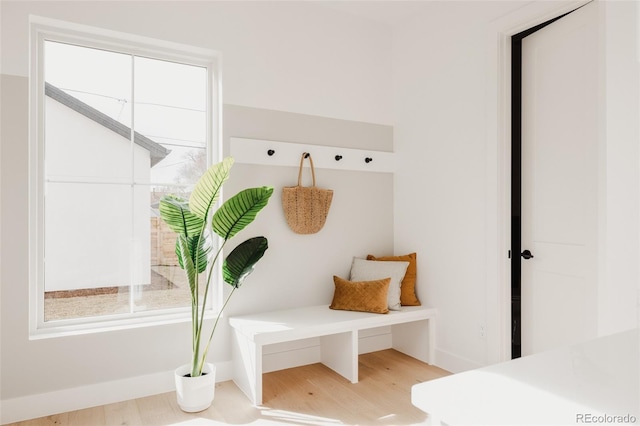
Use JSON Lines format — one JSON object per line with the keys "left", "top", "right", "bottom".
{"left": 174, "top": 363, "right": 216, "bottom": 412}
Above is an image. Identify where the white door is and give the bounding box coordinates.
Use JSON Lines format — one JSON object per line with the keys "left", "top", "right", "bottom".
{"left": 520, "top": 2, "right": 599, "bottom": 356}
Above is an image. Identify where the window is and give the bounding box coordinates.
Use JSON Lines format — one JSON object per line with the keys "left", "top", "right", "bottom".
{"left": 29, "top": 18, "right": 220, "bottom": 336}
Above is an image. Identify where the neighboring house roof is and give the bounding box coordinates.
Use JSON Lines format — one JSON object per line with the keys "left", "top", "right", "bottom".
{"left": 45, "top": 82, "right": 170, "bottom": 167}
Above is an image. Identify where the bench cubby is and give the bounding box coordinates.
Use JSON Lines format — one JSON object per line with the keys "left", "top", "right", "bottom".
{"left": 229, "top": 304, "right": 437, "bottom": 405}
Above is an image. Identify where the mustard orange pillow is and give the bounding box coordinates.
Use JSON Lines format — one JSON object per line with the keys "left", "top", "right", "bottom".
{"left": 329, "top": 276, "right": 390, "bottom": 314}
{"left": 367, "top": 253, "right": 421, "bottom": 306}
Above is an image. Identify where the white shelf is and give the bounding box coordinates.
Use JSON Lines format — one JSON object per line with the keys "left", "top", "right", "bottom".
{"left": 230, "top": 137, "right": 395, "bottom": 173}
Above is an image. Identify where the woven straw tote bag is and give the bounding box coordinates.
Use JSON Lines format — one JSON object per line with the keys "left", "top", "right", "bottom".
{"left": 282, "top": 153, "right": 333, "bottom": 234}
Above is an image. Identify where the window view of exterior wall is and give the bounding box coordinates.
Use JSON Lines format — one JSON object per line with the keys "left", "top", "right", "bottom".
{"left": 42, "top": 40, "right": 209, "bottom": 322}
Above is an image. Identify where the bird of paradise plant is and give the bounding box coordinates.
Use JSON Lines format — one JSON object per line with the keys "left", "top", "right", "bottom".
{"left": 159, "top": 157, "right": 273, "bottom": 377}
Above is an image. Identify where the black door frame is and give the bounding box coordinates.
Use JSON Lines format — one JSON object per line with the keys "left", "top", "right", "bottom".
{"left": 510, "top": 11, "right": 574, "bottom": 359}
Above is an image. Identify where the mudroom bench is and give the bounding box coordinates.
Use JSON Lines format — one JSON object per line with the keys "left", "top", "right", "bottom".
{"left": 229, "top": 304, "right": 437, "bottom": 405}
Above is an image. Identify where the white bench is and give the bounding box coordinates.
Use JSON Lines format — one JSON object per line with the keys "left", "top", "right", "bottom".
{"left": 229, "top": 304, "right": 437, "bottom": 405}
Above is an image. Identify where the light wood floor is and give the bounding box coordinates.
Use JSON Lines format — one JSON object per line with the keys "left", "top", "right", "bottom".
{"left": 7, "top": 349, "right": 451, "bottom": 426}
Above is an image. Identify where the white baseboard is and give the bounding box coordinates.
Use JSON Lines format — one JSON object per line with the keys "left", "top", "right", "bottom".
{"left": 264, "top": 344, "right": 321, "bottom": 373}
{"left": 359, "top": 332, "right": 392, "bottom": 354}
{"left": 0, "top": 361, "right": 233, "bottom": 425}
{"left": 434, "top": 348, "right": 483, "bottom": 373}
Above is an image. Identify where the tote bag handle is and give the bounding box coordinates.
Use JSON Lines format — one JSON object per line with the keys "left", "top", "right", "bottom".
{"left": 297, "top": 153, "right": 316, "bottom": 187}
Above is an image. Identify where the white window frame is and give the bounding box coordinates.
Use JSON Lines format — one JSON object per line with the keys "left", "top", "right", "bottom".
{"left": 29, "top": 16, "right": 222, "bottom": 338}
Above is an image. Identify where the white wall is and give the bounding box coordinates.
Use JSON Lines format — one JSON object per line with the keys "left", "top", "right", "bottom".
{"left": 599, "top": 0, "right": 640, "bottom": 336}
{"left": 1, "top": 1, "right": 392, "bottom": 125}
{"left": 1, "top": 2, "right": 394, "bottom": 422}
{"left": 392, "top": 0, "right": 639, "bottom": 372}
{"left": 392, "top": 1, "right": 507, "bottom": 371}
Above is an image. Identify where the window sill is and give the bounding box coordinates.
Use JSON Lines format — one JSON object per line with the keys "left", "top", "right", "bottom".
{"left": 29, "top": 308, "right": 220, "bottom": 340}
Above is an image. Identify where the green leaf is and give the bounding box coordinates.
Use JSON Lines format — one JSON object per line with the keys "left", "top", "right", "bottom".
{"left": 223, "top": 237, "right": 269, "bottom": 288}
{"left": 212, "top": 186, "right": 274, "bottom": 240}
{"left": 159, "top": 195, "right": 204, "bottom": 237}
{"left": 176, "top": 234, "right": 210, "bottom": 274}
{"left": 176, "top": 235, "right": 197, "bottom": 295}
{"left": 189, "top": 157, "right": 234, "bottom": 220}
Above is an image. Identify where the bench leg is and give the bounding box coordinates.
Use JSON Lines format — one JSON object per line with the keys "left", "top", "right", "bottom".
{"left": 320, "top": 331, "right": 358, "bottom": 383}
{"left": 391, "top": 318, "right": 435, "bottom": 364}
{"left": 232, "top": 331, "right": 263, "bottom": 405}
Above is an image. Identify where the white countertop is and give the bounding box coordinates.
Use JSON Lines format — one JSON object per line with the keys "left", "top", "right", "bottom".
{"left": 412, "top": 329, "right": 639, "bottom": 425}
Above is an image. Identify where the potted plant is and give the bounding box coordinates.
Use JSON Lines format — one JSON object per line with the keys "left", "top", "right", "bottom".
{"left": 159, "top": 156, "right": 273, "bottom": 412}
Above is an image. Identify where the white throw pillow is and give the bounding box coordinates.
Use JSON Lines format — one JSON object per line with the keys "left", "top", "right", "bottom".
{"left": 349, "top": 257, "right": 409, "bottom": 311}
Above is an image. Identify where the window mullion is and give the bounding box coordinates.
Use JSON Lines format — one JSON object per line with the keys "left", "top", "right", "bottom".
{"left": 129, "top": 53, "right": 136, "bottom": 315}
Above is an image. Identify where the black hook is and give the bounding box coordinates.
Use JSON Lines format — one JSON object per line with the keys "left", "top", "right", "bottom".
{"left": 335, "top": 155, "right": 343, "bottom": 161}
{"left": 267, "top": 149, "right": 275, "bottom": 156}
{"left": 365, "top": 157, "right": 373, "bottom": 163}
{"left": 303, "top": 152, "right": 310, "bottom": 158}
